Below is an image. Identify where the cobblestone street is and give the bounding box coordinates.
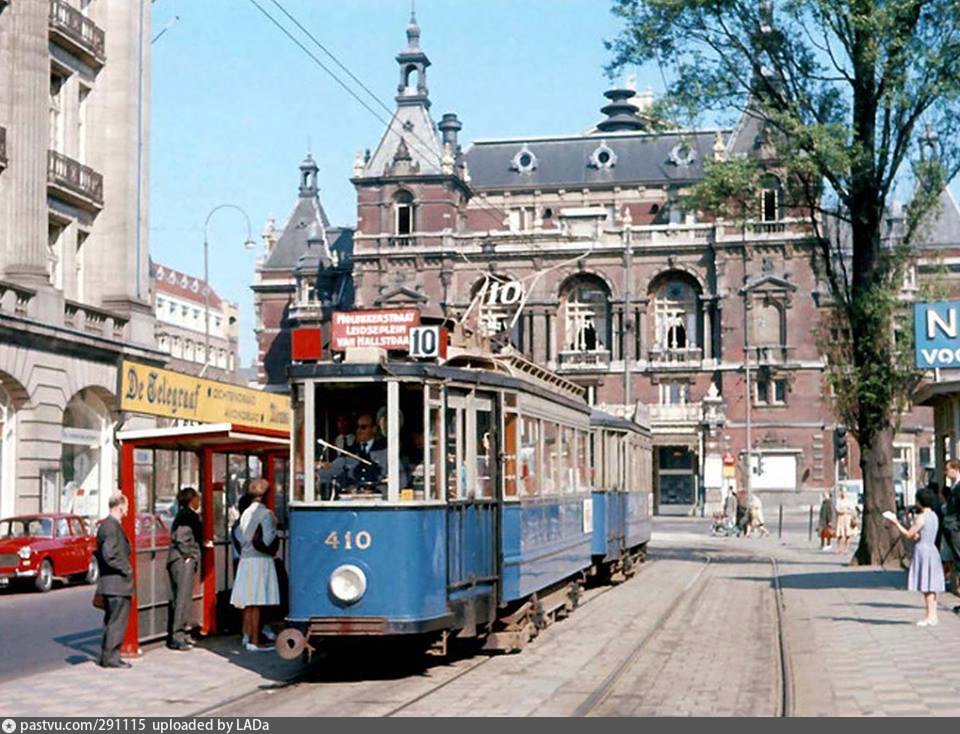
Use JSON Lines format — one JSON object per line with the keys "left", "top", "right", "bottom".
{"left": 4, "top": 514, "right": 960, "bottom": 717}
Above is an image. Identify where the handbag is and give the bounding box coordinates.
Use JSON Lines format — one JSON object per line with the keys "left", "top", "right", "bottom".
{"left": 820, "top": 525, "right": 835, "bottom": 540}
{"left": 92, "top": 592, "right": 105, "bottom": 610}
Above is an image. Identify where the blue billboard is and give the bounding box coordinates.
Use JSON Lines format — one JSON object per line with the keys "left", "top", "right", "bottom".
{"left": 915, "top": 301, "right": 960, "bottom": 368}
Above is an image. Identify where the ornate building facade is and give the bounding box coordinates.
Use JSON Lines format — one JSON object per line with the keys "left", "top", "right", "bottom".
{"left": 259, "top": 15, "right": 959, "bottom": 512}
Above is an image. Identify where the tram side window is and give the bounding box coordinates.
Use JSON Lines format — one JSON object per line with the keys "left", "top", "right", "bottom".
{"left": 519, "top": 416, "right": 539, "bottom": 496}
{"left": 542, "top": 421, "right": 557, "bottom": 494}
{"left": 559, "top": 426, "right": 576, "bottom": 494}
{"left": 503, "top": 412, "right": 518, "bottom": 498}
{"left": 475, "top": 406, "right": 494, "bottom": 499}
{"left": 578, "top": 430, "right": 589, "bottom": 491}
{"left": 426, "top": 403, "right": 443, "bottom": 501}
{"left": 292, "top": 384, "right": 305, "bottom": 502}
{"left": 446, "top": 403, "right": 464, "bottom": 499}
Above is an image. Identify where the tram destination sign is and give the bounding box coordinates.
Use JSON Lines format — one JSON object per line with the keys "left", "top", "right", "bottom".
{"left": 119, "top": 361, "right": 291, "bottom": 432}
{"left": 915, "top": 300, "right": 960, "bottom": 368}
{"left": 331, "top": 308, "right": 421, "bottom": 351}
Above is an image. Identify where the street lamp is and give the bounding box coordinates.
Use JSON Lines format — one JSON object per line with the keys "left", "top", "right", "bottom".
{"left": 202, "top": 204, "right": 256, "bottom": 377}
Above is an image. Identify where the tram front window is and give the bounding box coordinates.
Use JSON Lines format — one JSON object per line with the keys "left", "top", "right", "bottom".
{"left": 313, "top": 383, "right": 426, "bottom": 501}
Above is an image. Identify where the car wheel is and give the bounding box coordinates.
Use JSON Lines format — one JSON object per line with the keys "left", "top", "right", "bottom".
{"left": 34, "top": 559, "right": 53, "bottom": 593}
{"left": 84, "top": 557, "right": 99, "bottom": 585}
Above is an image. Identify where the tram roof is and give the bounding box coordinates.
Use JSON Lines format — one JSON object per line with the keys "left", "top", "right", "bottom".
{"left": 288, "top": 360, "right": 592, "bottom": 415}
{"left": 589, "top": 409, "right": 645, "bottom": 432}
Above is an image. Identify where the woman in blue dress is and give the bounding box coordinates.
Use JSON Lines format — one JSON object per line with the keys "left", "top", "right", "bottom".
{"left": 885, "top": 487, "right": 945, "bottom": 627}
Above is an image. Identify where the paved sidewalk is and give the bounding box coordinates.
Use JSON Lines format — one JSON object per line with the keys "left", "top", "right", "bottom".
{"left": 0, "top": 635, "right": 299, "bottom": 717}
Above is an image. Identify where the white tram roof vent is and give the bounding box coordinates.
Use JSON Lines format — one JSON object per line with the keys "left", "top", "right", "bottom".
{"left": 343, "top": 346, "right": 388, "bottom": 365}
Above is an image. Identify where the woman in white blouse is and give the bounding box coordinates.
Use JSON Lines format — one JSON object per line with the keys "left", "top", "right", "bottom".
{"left": 230, "top": 479, "right": 279, "bottom": 652}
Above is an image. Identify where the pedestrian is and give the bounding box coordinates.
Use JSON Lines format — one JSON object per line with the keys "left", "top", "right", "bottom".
{"left": 937, "top": 483, "right": 955, "bottom": 591}
{"left": 818, "top": 489, "right": 836, "bottom": 551}
{"left": 230, "top": 478, "right": 279, "bottom": 652}
{"left": 95, "top": 492, "right": 134, "bottom": 668}
{"left": 942, "top": 460, "right": 960, "bottom": 612}
{"left": 736, "top": 488, "right": 749, "bottom": 537}
{"left": 167, "top": 487, "right": 202, "bottom": 651}
{"left": 747, "top": 493, "right": 770, "bottom": 537}
{"left": 723, "top": 489, "right": 738, "bottom": 530}
{"left": 231, "top": 492, "right": 253, "bottom": 573}
{"left": 834, "top": 487, "right": 855, "bottom": 554}
{"left": 885, "top": 487, "right": 945, "bottom": 626}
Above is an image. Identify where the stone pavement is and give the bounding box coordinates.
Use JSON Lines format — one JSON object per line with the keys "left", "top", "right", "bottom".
{"left": 0, "top": 635, "right": 300, "bottom": 717}
{"left": 3, "top": 514, "right": 960, "bottom": 717}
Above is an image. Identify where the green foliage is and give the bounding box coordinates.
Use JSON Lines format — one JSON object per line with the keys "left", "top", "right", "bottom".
{"left": 608, "top": 0, "right": 960, "bottom": 561}
{"left": 684, "top": 158, "right": 761, "bottom": 224}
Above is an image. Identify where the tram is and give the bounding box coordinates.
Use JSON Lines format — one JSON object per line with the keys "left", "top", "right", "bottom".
{"left": 276, "top": 345, "right": 652, "bottom": 659}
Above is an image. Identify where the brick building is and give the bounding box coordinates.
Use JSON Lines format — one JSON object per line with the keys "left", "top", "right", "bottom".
{"left": 258, "top": 15, "right": 959, "bottom": 512}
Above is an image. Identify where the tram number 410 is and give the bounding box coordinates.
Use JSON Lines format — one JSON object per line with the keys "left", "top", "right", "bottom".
{"left": 409, "top": 325, "right": 447, "bottom": 359}
{"left": 324, "top": 530, "right": 372, "bottom": 551}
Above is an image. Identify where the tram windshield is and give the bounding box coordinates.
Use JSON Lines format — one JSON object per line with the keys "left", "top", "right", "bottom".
{"left": 312, "top": 382, "right": 428, "bottom": 502}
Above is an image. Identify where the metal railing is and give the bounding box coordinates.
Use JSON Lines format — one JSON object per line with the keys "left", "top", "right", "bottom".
{"left": 557, "top": 349, "right": 611, "bottom": 369}
{"left": 49, "top": 0, "right": 106, "bottom": 64}
{"left": 648, "top": 346, "right": 703, "bottom": 364}
{"left": 47, "top": 150, "right": 103, "bottom": 207}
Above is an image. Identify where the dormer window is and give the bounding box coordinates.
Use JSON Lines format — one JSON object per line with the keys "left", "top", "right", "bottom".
{"left": 589, "top": 142, "right": 617, "bottom": 169}
{"left": 395, "top": 190, "right": 415, "bottom": 236}
{"left": 511, "top": 145, "right": 537, "bottom": 173}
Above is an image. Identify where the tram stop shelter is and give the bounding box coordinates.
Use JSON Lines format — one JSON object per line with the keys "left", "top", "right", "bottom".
{"left": 115, "top": 423, "right": 288, "bottom": 656}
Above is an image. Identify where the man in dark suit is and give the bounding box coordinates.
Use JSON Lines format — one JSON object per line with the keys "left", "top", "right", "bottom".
{"left": 943, "top": 460, "right": 960, "bottom": 613}
{"left": 95, "top": 493, "right": 133, "bottom": 668}
{"left": 167, "top": 487, "right": 202, "bottom": 650}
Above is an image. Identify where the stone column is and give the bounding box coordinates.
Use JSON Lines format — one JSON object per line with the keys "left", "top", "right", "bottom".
{"left": 702, "top": 301, "right": 712, "bottom": 360}
{"left": 2, "top": 0, "right": 49, "bottom": 284}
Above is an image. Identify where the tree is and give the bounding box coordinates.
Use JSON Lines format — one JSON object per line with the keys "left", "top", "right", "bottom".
{"left": 607, "top": 0, "right": 960, "bottom": 563}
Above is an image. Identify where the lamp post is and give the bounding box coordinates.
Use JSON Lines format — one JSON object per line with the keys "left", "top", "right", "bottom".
{"left": 202, "top": 204, "right": 256, "bottom": 377}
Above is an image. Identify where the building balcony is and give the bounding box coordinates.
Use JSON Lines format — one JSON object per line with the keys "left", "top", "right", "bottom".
{"left": 64, "top": 300, "right": 127, "bottom": 340}
{"left": 0, "top": 126, "right": 6, "bottom": 171}
{"left": 49, "top": 0, "right": 105, "bottom": 67}
{"left": 751, "top": 344, "right": 793, "bottom": 365}
{"left": 0, "top": 280, "right": 37, "bottom": 318}
{"left": 648, "top": 346, "right": 703, "bottom": 365}
{"left": 649, "top": 403, "right": 703, "bottom": 425}
{"left": 47, "top": 150, "right": 103, "bottom": 211}
{"left": 557, "top": 349, "right": 611, "bottom": 370}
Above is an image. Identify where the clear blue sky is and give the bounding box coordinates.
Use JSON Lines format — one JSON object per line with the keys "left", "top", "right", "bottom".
{"left": 149, "top": 0, "right": 647, "bottom": 366}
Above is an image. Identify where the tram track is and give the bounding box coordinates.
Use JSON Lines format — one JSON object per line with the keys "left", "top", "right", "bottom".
{"left": 572, "top": 551, "right": 793, "bottom": 718}
{"left": 381, "top": 557, "right": 658, "bottom": 717}
{"left": 572, "top": 555, "right": 713, "bottom": 717}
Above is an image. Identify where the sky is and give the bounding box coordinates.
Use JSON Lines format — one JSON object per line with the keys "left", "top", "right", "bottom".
{"left": 148, "top": 0, "right": 646, "bottom": 367}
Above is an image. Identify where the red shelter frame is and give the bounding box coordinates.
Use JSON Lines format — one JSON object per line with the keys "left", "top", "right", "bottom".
{"left": 115, "top": 423, "right": 288, "bottom": 655}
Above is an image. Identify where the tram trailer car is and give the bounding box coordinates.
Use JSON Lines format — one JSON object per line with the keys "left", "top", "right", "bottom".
{"left": 276, "top": 352, "right": 652, "bottom": 660}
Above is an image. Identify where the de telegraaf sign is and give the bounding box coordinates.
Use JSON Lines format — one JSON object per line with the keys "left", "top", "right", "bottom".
{"left": 914, "top": 300, "right": 960, "bottom": 368}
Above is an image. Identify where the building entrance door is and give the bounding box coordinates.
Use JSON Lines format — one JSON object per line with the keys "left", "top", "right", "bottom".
{"left": 655, "top": 445, "right": 698, "bottom": 515}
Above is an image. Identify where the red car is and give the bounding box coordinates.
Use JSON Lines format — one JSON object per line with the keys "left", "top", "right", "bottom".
{"left": 0, "top": 513, "right": 98, "bottom": 592}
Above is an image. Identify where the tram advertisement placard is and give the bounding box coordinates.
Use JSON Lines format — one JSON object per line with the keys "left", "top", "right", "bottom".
{"left": 331, "top": 308, "right": 421, "bottom": 351}
{"left": 119, "top": 361, "right": 291, "bottom": 432}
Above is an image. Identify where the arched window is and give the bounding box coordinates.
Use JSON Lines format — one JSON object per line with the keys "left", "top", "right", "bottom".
{"left": 652, "top": 277, "right": 700, "bottom": 355}
{"left": 395, "top": 190, "right": 415, "bottom": 236}
{"left": 760, "top": 174, "right": 783, "bottom": 222}
{"left": 0, "top": 384, "right": 16, "bottom": 519}
{"left": 561, "top": 275, "right": 610, "bottom": 353}
{"left": 404, "top": 65, "right": 419, "bottom": 95}
{"left": 62, "top": 390, "right": 113, "bottom": 517}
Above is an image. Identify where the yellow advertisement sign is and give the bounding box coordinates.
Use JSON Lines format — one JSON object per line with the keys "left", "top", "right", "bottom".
{"left": 120, "top": 361, "right": 290, "bottom": 433}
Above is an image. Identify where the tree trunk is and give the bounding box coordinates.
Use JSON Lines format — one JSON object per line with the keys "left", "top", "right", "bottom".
{"left": 852, "top": 424, "right": 902, "bottom": 565}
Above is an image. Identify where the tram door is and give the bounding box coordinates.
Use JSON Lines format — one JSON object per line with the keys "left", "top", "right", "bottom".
{"left": 445, "top": 390, "right": 499, "bottom": 630}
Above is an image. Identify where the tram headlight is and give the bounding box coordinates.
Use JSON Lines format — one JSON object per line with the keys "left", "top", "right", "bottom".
{"left": 329, "top": 564, "right": 367, "bottom": 604}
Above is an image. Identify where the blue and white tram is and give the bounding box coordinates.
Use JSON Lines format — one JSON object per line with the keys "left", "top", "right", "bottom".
{"left": 277, "top": 350, "right": 652, "bottom": 658}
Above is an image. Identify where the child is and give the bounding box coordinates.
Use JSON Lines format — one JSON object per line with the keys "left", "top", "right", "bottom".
{"left": 885, "top": 488, "right": 945, "bottom": 626}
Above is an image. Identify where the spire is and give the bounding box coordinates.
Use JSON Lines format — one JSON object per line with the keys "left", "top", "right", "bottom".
{"left": 299, "top": 153, "right": 319, "bottom": 197}
{"left": 396, "top": 11, "right": 431, "bottom": 107}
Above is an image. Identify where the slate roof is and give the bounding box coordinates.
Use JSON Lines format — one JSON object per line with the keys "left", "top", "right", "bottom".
{"left": 920, "top": 188, "right": 960, "bottom": 248}
{"left": 362, "top": 103, "right": 444, "bottom": 178}
{"left": 463, "top": 129, "right": 726, "bottom": 191}
{"left": 260, "top": 194, "right": 353, "bottom": 272}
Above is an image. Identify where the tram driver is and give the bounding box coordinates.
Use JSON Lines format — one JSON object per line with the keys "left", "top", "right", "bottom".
{"left": 318, "top": 412, "right": 406, "bottom": 498}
